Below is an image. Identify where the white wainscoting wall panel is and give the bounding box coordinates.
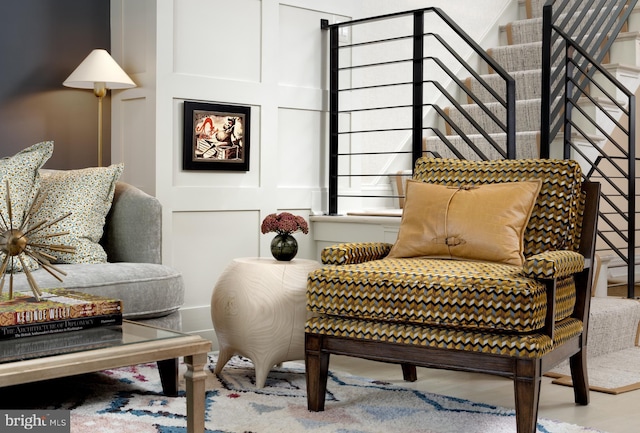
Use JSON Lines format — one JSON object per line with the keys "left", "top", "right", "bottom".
{"left": 171, "top": 210, "right": 260, "bottom": 308}
{"left": 173, "top": 0, "right": 262, "bottom": 82}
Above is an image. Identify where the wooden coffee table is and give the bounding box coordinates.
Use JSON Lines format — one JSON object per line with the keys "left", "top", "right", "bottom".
{"left": 0, "top": 320, "right": 211, "bottom": 433}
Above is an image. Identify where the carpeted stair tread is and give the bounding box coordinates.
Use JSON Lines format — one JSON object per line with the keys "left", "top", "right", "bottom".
{"left": 444, "top": 98, "right": 540, "bottom": 135}
{"left": 506, "top": 9, "right": 601, "bottom": 45}
{"left": 465, "top": 70, "right": 542, "bottom": 103}
{"left": 586, "top": 297, "right": 640, "bottom": 358}
{"left": 506, "top": 17, "right": 543, "bottom": 45}
{"left": 424, "top": 131, "right": 540, "bottom": 160}
{"left": 488, "top": 38, "right": 612, "bottom": 75}
{"left": 526, "top": 0, "right": 585, "bottom": 19}
{"left": 488, "top": 42, "right": 542, "bottom": 72}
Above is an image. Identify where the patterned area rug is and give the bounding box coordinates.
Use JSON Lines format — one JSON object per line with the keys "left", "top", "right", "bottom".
{"left": 0, "top": 355, "right": 607, "bottom": 433}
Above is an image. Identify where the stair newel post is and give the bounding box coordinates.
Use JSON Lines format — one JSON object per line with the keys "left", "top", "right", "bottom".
{"left": 563, "top": 43, "right": 574, "bottom": 160}
{"left": 412, "top": 11, "right": 425, "bottom": 169}
{"left": 321, "top": 19, "right": 340, "bottom": 216}
{"left": 540, "top": 3, "right": 553, "bottom": 159}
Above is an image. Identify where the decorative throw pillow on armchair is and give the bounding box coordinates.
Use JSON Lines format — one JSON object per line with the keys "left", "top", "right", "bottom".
{"left": 388, "top": 179, "right": 542, "bottom": 266}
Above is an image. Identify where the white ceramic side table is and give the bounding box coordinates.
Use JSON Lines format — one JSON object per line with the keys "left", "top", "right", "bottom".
{"left": 211, "top": 257, "right": 321, "bottom": 388}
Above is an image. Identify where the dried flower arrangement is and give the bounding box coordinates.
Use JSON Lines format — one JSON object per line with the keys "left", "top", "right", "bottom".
{"left": 260, "top": 212, "right": 309, "bottom": 236}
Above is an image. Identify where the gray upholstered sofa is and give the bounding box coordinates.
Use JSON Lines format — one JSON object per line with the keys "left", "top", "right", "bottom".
{"left": 10, "top": 181, "right": 184, "bottom": 330}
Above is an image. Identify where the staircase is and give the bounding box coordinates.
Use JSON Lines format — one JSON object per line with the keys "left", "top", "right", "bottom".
{"left": 427, "top": 19, "right": 543, "bottom": 160}
{"left": 426, "top": 0, "right": 637, "bottom": 162}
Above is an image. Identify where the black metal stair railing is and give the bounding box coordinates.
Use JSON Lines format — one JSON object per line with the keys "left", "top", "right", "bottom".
{"left": 540, "top": 0, "right": 638, "bottom": 298}
{"left": 321, "top": 7, "right": 515, "bottom": 216}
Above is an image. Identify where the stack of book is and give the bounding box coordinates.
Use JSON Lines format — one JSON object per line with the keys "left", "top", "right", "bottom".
{"left": 0, "top": 288, "right": 122, "bottom": 340}
{"left": 0, "top": 325, "right": 124, "bottom": 361}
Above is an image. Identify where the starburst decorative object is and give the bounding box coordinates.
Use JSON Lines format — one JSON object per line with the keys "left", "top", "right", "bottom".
{"left": 0, "top": 180, "right": 75, "bottom": 301}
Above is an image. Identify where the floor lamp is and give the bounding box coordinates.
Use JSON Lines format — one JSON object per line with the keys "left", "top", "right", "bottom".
{"left": 63, "top": 49, "right": 136, "bottom": 167}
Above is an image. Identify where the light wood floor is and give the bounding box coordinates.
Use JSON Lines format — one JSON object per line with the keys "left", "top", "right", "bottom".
{"left": 330, "top": 355, "right": 638, "bottom": 433}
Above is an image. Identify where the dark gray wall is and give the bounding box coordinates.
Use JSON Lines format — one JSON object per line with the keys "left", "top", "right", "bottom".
{"left": 0, "top": 0, "right": 110, "bottom": 168}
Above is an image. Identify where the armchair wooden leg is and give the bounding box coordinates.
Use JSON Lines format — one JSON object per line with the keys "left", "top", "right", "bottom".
{"left": 305, "top": 333, "right": 330, "bottom": 411}
{"left": 514, "top": 359, "right": 541, "bottom": 433}
{"left": 401, "top": 363, "right": 417, "bottom": 382}
{"left": 569, "top": 348, "right": 590, "bottom": 405}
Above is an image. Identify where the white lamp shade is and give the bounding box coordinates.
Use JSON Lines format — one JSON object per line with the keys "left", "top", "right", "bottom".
{"left": 63, "top": 49, "right": 136, "bottom": 90}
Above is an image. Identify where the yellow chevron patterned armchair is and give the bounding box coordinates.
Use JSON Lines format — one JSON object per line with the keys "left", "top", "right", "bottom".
{"left": 305, "top": 158, "right": 600, "bottom": 433}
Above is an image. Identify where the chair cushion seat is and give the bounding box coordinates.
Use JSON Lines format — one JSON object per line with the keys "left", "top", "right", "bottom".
{"left": 307, "top": 257, "right": 576, "bottom": 333}
{"left": 305, "top": 315, "right": 583, "bottom": 358}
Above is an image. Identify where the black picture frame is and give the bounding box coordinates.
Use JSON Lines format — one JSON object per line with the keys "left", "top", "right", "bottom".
{"left": 182, "top": 101, "right": 250, "bottom": 171}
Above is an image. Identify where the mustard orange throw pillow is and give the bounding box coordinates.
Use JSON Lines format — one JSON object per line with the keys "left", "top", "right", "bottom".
{"left": 387, "top": 179, "right": 542, "bottom": 266}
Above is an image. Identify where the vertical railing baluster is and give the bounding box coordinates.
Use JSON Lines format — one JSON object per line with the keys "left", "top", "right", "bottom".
{"left": 563, "top": 44, "right": 574, "bottom": 160}
{"left": 540, "top": 3, "right": 553, "bottom": 159}
{"left": 325, "top": 20, "right": 339, "bottom": 216}
{"left": 412, "top": 12, "right": 425, "bottom": 169}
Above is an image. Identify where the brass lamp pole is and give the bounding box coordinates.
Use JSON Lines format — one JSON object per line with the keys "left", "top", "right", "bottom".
{"left": 94, "top": 82, "right": 107, "bottom": 167}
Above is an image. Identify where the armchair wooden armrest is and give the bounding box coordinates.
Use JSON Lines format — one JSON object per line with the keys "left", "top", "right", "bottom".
{"left": 321, "top": 242, "right": 393, "bottom": 265}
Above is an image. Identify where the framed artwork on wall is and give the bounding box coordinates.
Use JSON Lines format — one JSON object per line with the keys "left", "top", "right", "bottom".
{"left": 183, "top": 101, "right": 251, "bottom": 171}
